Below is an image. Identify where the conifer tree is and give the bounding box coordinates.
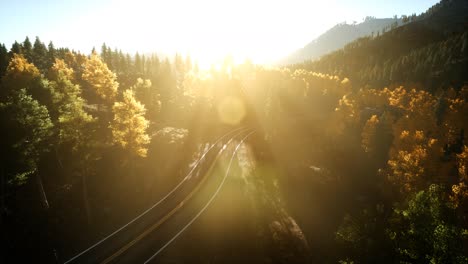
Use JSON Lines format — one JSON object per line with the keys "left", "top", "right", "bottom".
{"left": 10, "top": 41, "right": 21, "bottom": 55}
{"left": 22, "top": 37, "right": 33, "bottom": 62}
{"left": 32, "top": 37, "right": 48, "bottom": 72}
{"left": 46, "top": 41, "right": 56, "bottom": 70}
{"left": 0, "top": 43, "right": 8, "bottom": 77}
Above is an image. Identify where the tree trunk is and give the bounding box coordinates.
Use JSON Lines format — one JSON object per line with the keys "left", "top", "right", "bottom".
{"left": 55, "top": 147, "right": 64, "bottom": 169}
{"left": 36, "top": 170, "right": 50, "bottom": 210}
{"left": 1, "top": 166, "right": 4, "bottom": 223}
{"left": 130, "top": 155, "right": 139, "bottom": 194}
{"left": 82, "top": 168, "right": 92, "bottom": 225}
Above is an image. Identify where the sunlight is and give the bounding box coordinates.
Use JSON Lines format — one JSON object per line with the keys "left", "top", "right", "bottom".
{"left": 217, "top": 96, "right": 246, "bottom": 125}
{"left": 3, "top": 0, "right": 461, "bottom": 263}
{"left": 56, "top": 0, "right": 341, "bottom": 66}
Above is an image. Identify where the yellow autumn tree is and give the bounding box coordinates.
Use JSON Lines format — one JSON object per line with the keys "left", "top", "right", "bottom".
{"left": 386, "top": 130, "right": 438, "bottom": 193}
{"left": 48, "top": 58, "right": 96, "bottom": 223}
{"left": 48, "top": 58, "right": 74, "bottom": 82}
{"left": 82, "top": 52, "right": 118, "bottom": 103}
{"left": 361, "top": 115, "right": 379, "bottom": 153}
{"left": 110, "top": 89, "right": 150, "bottom": 158}
{"left": 1, "top": 54, "right": 40, "bottom": 98}
{"left": 450, "top": 145, "right": 468, "bottom": 208}
{"left": 48, "top": 59, "right": 95, "bottom": 148}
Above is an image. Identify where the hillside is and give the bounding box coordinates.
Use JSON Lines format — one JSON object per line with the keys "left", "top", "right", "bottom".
{"left": 280, "top": 17, "right": 401, "bottom": 65}
{"left": 1, "top": 1, "right": 468, "bottom": 263}
{"left": 293, "top": 0, "right": 468, "bottom": 90}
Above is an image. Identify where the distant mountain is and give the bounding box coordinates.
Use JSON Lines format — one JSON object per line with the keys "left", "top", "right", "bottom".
{"left": 279, "top": 17, "right": 402, "bottom": 65}
{"left": 293, "top": 0, "right": 468, "bottom": 90}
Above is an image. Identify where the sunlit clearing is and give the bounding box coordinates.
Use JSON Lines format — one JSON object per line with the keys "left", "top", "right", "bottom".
{"left": 217, "top": 96, "right": 246, "bottom": 125}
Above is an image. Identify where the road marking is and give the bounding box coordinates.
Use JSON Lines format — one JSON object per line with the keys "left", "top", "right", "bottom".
{"left": 100, "top": 131, "right": 248, "bottom": 264}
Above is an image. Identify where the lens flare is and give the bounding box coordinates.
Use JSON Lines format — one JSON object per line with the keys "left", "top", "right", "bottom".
{"left": 217, "top": 96, "right": 246, "bottom": 125}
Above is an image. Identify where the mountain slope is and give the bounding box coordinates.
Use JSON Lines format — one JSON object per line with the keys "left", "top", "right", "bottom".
{"left": 280, "top": 17, "right": 401, "bottom": 65}
{"left": 293, "top": 0, "right": 468, "bottom": 90}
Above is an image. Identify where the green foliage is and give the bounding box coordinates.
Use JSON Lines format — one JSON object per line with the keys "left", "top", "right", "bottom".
{"left": 31, "top": 36, "right": 48, "bottom": 72}
{"left": 1, "top": 5, "right": 467, "bottom": 259}
{"left": 132, "top": 78, "right": 160, "bottom": 121}
{"left": 295, "top": 0, "right": 468, "bottom": 90}
{"left": 22, "top": 36, "right": 32, "bottom": 61}
{"left": 0, "top": 89, "right": 53, "bottom": 184}
{"left": 388, "top": 185, "right": 468, "bottom": 263}
{"left": 48, "top": 59, "right": 95, "bottom": 150}
{"left": 0, "top": 43, "right": 8, "bottom": 77}
{"left": 336, "top": 204, "right": 392, "bottom": 263}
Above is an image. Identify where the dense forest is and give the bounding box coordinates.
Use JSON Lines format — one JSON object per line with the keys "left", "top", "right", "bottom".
{"left": 1, "top": 0, "right": 468, "bottom": 263}
{"left": 294, "top": 0, "right": 468, "bottom": 91}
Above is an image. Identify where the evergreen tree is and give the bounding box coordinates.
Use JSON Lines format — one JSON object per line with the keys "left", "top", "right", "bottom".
{"left": 0, "top": 43, "right": 8, "bottom": 77}
{"left": 46, "top": 41, "right": 56, "bottom": 70}
{"left": 135, "top": 52, "right": 142, "bottom": 76}
{"left": 10, "top": 41, "right": 21, "bottom": 55}
{"left": 22, "top": 37, "right": 32, "bottom": 61}
{"left": 132, "top": 78, "right": 160, "bottom": 121}
{"left": 32, "top": 37, "right": 48, "bottom": 72}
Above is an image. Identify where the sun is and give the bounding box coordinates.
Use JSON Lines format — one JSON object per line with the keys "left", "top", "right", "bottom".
{"left": 77, "top": 0, "right": 284, "bottom": 65}
{"left": 59, "top": 0, "right": 332, "bottom": 67}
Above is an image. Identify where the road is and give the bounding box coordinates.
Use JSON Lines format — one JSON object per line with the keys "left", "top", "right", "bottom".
{"left": 63, "top": 128, "right": 253, "bottom": 264}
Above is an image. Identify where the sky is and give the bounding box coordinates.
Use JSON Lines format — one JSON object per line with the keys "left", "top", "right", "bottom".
{"left": 0, "top": 0, "right": 439, "bottom": 66}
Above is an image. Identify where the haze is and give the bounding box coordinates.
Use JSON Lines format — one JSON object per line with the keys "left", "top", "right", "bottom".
{"left": 1, "top": 0, "right": 437, "bottom": 66}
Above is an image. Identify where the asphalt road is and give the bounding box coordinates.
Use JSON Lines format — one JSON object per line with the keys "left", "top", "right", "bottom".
{"left": 63, "top": 128, "right": 252, "bottom": 264}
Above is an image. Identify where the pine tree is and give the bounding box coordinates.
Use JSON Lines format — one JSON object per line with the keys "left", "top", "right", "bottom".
{"left": 0, "top": 43, "right": 8, "bottom": 77}
{"left": 22, "top": 37, "right": 32, "bottom": 62}
{"left": 32, "top": 37, "right": 48, "bottom": 72}
{"left": 133, "top": 78, "right": 160, "bottom": 120}
{"left": 46, "top": 41, "right": 56, "bottom": 70}
{"left": 10, "top": 41, "right": 21, "bottom": 55}
{"left": 135, "top": 52, "right": 142, "bottom": 76}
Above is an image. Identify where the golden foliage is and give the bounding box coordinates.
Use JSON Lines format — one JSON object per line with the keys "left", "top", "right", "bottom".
{"left": 386, "top": 130, "right": 439, "bottom": 193}
{"left": 449, "top": 146, "right": 468, "bottom": 207}
{"left": 361, "top": 115, "right": 379, "bottom": 153}
{"left": 48, "top": 59, "right": 95, "bottom": 150}
{"left": 48, "top": 58, "right": 74, "bottom": 81}
{"left": 2, "top": 53, "right": 40, "bottom": 89}
{"left": 82, "top": 53, "right": 118, "bottom": 102}
{"left": 458, "top": 146, "right": 468, "bottom": 180}
{"left": 111, "top": 89, "right": 150, "bottom": 157}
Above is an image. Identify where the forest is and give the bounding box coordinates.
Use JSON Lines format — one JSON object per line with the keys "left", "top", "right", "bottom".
{"left": 1, "top": 0, "right": 468, "bottom": 263}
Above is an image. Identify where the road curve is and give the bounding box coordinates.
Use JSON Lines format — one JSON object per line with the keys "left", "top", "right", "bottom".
{"left": 63, "top": 128, "right": 251, "bottom": 264}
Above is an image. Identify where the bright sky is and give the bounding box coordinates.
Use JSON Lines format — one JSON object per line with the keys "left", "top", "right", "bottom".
{"left": 0, "top": 0, "right": 439, "bottom": 66}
